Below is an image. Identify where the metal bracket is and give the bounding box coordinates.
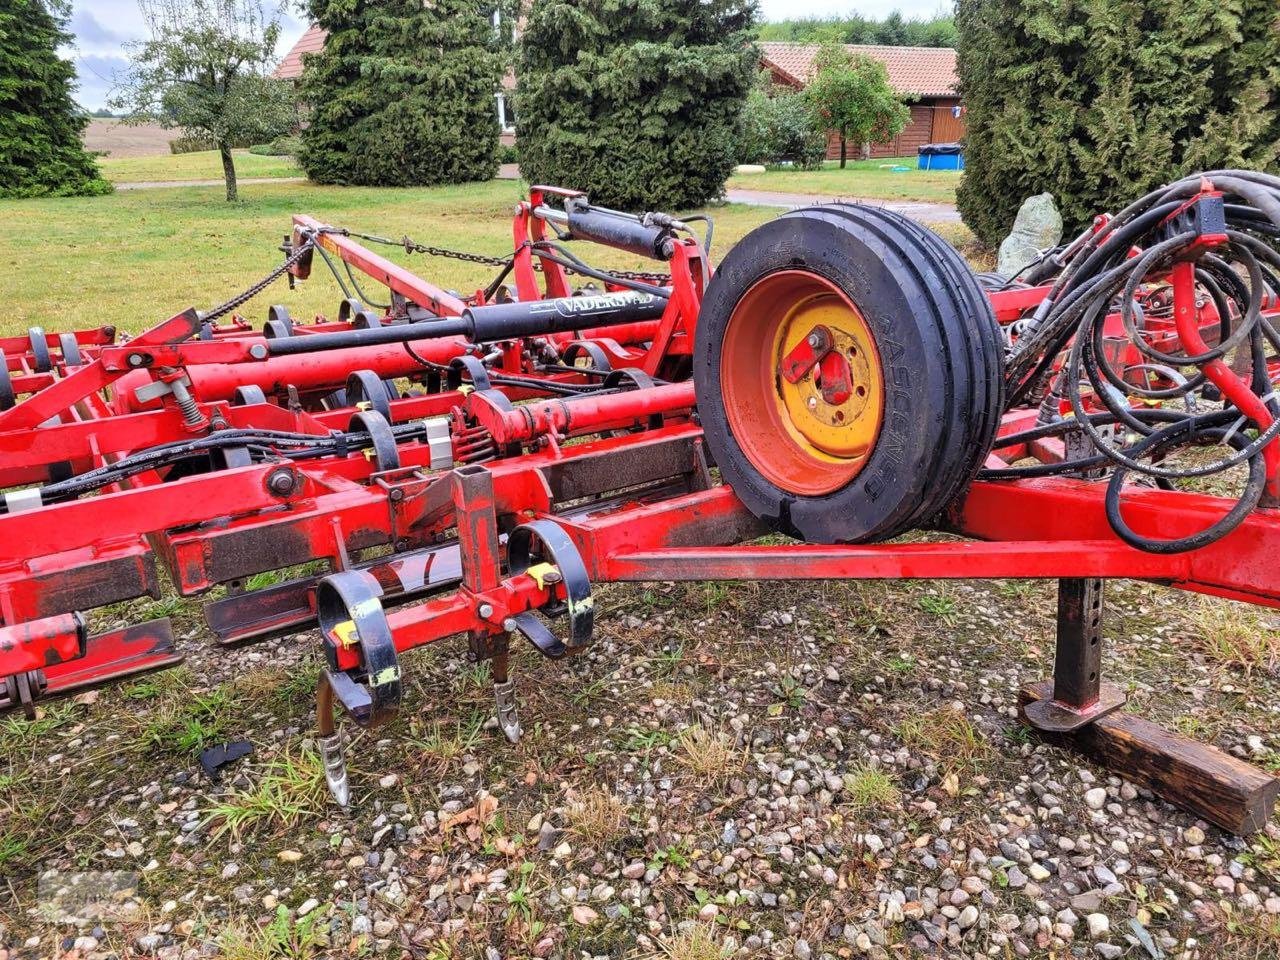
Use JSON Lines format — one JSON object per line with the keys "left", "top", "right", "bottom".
{"left": 507, "top": 519, "right": 594, "bottom": 658}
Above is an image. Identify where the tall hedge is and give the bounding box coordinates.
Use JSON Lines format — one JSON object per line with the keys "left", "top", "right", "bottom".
{"left": 516, "top": 0, "right": 758, "bottom": 211}
{"left": 299, "top": 0, "right": 504, "bottom": 186}
{"left": 956, "top": 0, "right": 1280, "bottom": 246}
{"left": 0, "top": 0, "right": 111, "bottom": 199}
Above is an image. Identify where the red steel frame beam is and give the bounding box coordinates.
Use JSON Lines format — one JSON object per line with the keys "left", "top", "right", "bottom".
{"left": 292, "top": 215, "right": 470, "bottom": 317}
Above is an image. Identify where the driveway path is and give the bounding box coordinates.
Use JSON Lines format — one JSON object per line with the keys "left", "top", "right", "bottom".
{"left": 725, "top": 187, "right": 960, "bottom": 223}
{"left": 115, "top": 177, "right": 308, "bottom": 190}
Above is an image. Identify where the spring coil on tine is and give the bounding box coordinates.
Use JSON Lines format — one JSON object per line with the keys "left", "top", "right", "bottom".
{"left": 454, "top": 425, "right": 498, "bottom": 463}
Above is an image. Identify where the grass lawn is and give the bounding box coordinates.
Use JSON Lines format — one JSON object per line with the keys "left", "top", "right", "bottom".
{"left": 98, "top": 149, "right": 303, "bottom": 184}
{"left": 0, "top": 180, "right": 794, "bottom": 337}
{"left": 727, "top": 156, "right": 962, "bottom": 204}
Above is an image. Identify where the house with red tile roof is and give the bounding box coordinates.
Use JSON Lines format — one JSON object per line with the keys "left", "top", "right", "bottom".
{"left": 759, "top": 41, "right": 963, "bottom": 160}
{"left": 275, "top": 31, "right": 962, "bottom": 161}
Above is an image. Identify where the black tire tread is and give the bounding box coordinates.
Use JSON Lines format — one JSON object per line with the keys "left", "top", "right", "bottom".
{"left": 694, "top": 203, "right": 1003, "bottom": 543}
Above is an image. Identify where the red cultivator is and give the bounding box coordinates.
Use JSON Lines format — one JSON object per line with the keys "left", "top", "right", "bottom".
{"left": 4, "top": 175, "right": 1280, "bottom": 832}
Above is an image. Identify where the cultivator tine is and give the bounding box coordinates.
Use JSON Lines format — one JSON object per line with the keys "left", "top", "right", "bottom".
{"left": 316, "top": 672, "right": 352, "bottom": 807}
{"left": 492, "top": 677, "right": 522, "bottom": 743}
{"left": 319, "top": 733, "right": 350, "bottom": 807}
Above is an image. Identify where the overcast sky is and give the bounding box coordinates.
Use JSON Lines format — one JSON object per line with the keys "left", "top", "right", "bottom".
{"left": 69, "top": 0, "right": 953, "bottom": 110}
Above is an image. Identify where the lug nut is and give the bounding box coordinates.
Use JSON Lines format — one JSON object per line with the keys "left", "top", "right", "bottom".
{"left": 502, "top": 618, "right": 517, "bottom": 632}
{"left": 807, "top": 396, "right": 818, "bottom": 409}
{"left": 808, "top": 333, "right": 822, "bottom": 347}
{"left": 478, "top": 603, "right": 494, "bottom": 618}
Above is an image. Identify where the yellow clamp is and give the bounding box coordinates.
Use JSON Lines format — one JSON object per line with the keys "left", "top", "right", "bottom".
{"left": 457, "top": 384, "right": 474, "bottom": 397}
{"left": 525, "top": 562, "right": 559, "bottom": 590}
{"left": 330, "top": 619, "right": 359, "bottom": 648}
{"left": 355, "top": 401, "right": 372, "bottom": 411}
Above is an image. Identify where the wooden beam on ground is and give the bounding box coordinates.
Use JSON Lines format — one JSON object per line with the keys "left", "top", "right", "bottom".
{"left": 1019, "top": 681, "right": 1280, "bottom": 835}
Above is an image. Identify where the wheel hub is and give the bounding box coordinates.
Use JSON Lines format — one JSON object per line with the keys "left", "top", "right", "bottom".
{"left": 777, "top": 315, "right": 879, "bottom": 458}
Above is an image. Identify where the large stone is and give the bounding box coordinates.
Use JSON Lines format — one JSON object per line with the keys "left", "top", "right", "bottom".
{"left": 998, "top": 193, "right": 1063, "bottom": 278}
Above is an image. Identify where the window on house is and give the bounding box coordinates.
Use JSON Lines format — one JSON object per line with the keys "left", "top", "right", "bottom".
{"left": 495, "top": 93, "right": 516, "bottom": 133}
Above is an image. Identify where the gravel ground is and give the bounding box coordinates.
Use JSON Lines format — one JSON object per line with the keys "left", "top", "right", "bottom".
{"left": 2, "top": 573, "right": 1280, "bottom": 960}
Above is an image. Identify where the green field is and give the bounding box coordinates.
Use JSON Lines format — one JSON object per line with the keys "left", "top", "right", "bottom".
{"left": 0, "top": 180, "right": 789, "bottom": 337}
{"left": 728, "top": 156, "right": 961, "bottom": 203}
{"left": 98, "top": 148, "right": 303, "bottom": 184}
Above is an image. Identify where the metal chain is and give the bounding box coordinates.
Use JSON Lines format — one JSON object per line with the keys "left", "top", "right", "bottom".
{"left": 329, "top": 228, "right": 512, "bottom": 268}
{"left": 202, "top": 227, "right": 672, "bottom": 327}
{"left": 406, "top": 241, "right": 513, "bottom": 268}
{"left": 333, "top": 227, "right": 671, "bottom": 286}
{"left": 597, "top": 267, "right": 673, "bottom": 284}
{"left": 203, "top": 240, "right": 316, "bottom": 322}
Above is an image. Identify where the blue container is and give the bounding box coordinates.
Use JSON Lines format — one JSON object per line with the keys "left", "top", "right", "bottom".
{"left": 918, "top": 142, "right": 964, "bottom": 171}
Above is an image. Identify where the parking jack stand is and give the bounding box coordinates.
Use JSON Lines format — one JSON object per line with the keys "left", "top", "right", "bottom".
{"left": 1019, "top": 579, "right": 1280, "bottom": 834}
{"left": 1023, "top": 578, "right": 1126, "bottom": 732}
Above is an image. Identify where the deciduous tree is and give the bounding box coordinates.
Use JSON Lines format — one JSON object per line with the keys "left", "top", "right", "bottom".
{"left": 805, "top": 44, "right": 909, "bottom": 169}
{"left": 112, "top": 0, "right": 295, "bottom": 201}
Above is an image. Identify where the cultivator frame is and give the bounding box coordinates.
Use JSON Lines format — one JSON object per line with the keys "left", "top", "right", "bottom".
{"left": 3, "top": 179, "right": 1280, "bottom": 834}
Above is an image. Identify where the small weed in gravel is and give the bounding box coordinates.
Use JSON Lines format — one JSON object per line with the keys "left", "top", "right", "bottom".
{"left": 842, "top": 764, "right": 901, "bottom": 814}
{"left": 674, "top": 724, "right": 742, "bottom": 783}
{"left": 648, "top": 924, "right": 728, "bottom": 960}
{"left": 405, "top": 715, "right": 482, "bottom": 772}
{"left": 897, "top": 704, "right": 990, "bottom": 771}
{"left": 135, "top": 687, "right": 233, "bottom": 756}
{"left": 218, "top": 904, "right": 329, "bottom": 959}
{"left": 566, "top": 785, "right": 630, "bottom": 848}
{"left": 205, "top": 748, "right": 327, "bottom": 841}
{"left": 1188, "top": 596, "right": 1280, "bottom": 674}
{"left": 0, "top": 702, "right": 74, "bottom": 747}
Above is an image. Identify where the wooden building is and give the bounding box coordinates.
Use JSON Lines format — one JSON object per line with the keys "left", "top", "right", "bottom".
{"left": 759, "top": 41, "right": 964, "bottom": 160}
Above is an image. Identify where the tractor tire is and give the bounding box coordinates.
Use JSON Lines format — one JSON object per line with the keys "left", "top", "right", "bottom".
{"left": 694, "top": 204, "right": 1003, "bottom": 544}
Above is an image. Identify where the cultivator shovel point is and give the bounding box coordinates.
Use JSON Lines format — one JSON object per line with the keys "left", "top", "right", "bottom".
{"left": 5, "top": 176, "right": 1280, "bottom": 834}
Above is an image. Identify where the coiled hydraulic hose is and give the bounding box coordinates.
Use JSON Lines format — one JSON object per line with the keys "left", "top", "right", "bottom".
{"left": 983, "top": 170, "right": 1280, "bottom": 552}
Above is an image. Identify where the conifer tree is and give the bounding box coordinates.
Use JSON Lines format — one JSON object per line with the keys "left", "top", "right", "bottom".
{"left": 516, "top": 0, "right": 758, "bottom": 211}
{"left": 956, "top": 0, "right": 1280, "bottom": 246}
{"left": 0, "top": 0, "right": 111, "bottom": 199}
{"left": 299, "top": 0, "right": 505, "bottom": 186}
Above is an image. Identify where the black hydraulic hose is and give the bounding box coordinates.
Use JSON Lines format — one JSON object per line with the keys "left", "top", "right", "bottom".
{"left": 17, "top": 421, "right": 441, "bottom": 506}
{"left": 1104, "top": 426, "right": 1267, "bottom": 554}
{"left": 988, "top": 171, "right": 1280, "bottom": 553}
{"left": 529, "top": 243, "right": 673, "bottom": 299}
{"left": 266, "top": 318, "right": 470, "bottom": 355}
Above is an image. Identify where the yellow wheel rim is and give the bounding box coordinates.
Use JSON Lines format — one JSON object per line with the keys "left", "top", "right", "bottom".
{"left": 720, "top": 270, "right": 885, "bottom": 496}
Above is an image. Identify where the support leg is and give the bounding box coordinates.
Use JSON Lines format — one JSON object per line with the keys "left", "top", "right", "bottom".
{"left": 1019, "top": 579, "right": 1280, "bottom": 834}
{"left": 1023, "top": 578, "right": 1126, "bottom": 733}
